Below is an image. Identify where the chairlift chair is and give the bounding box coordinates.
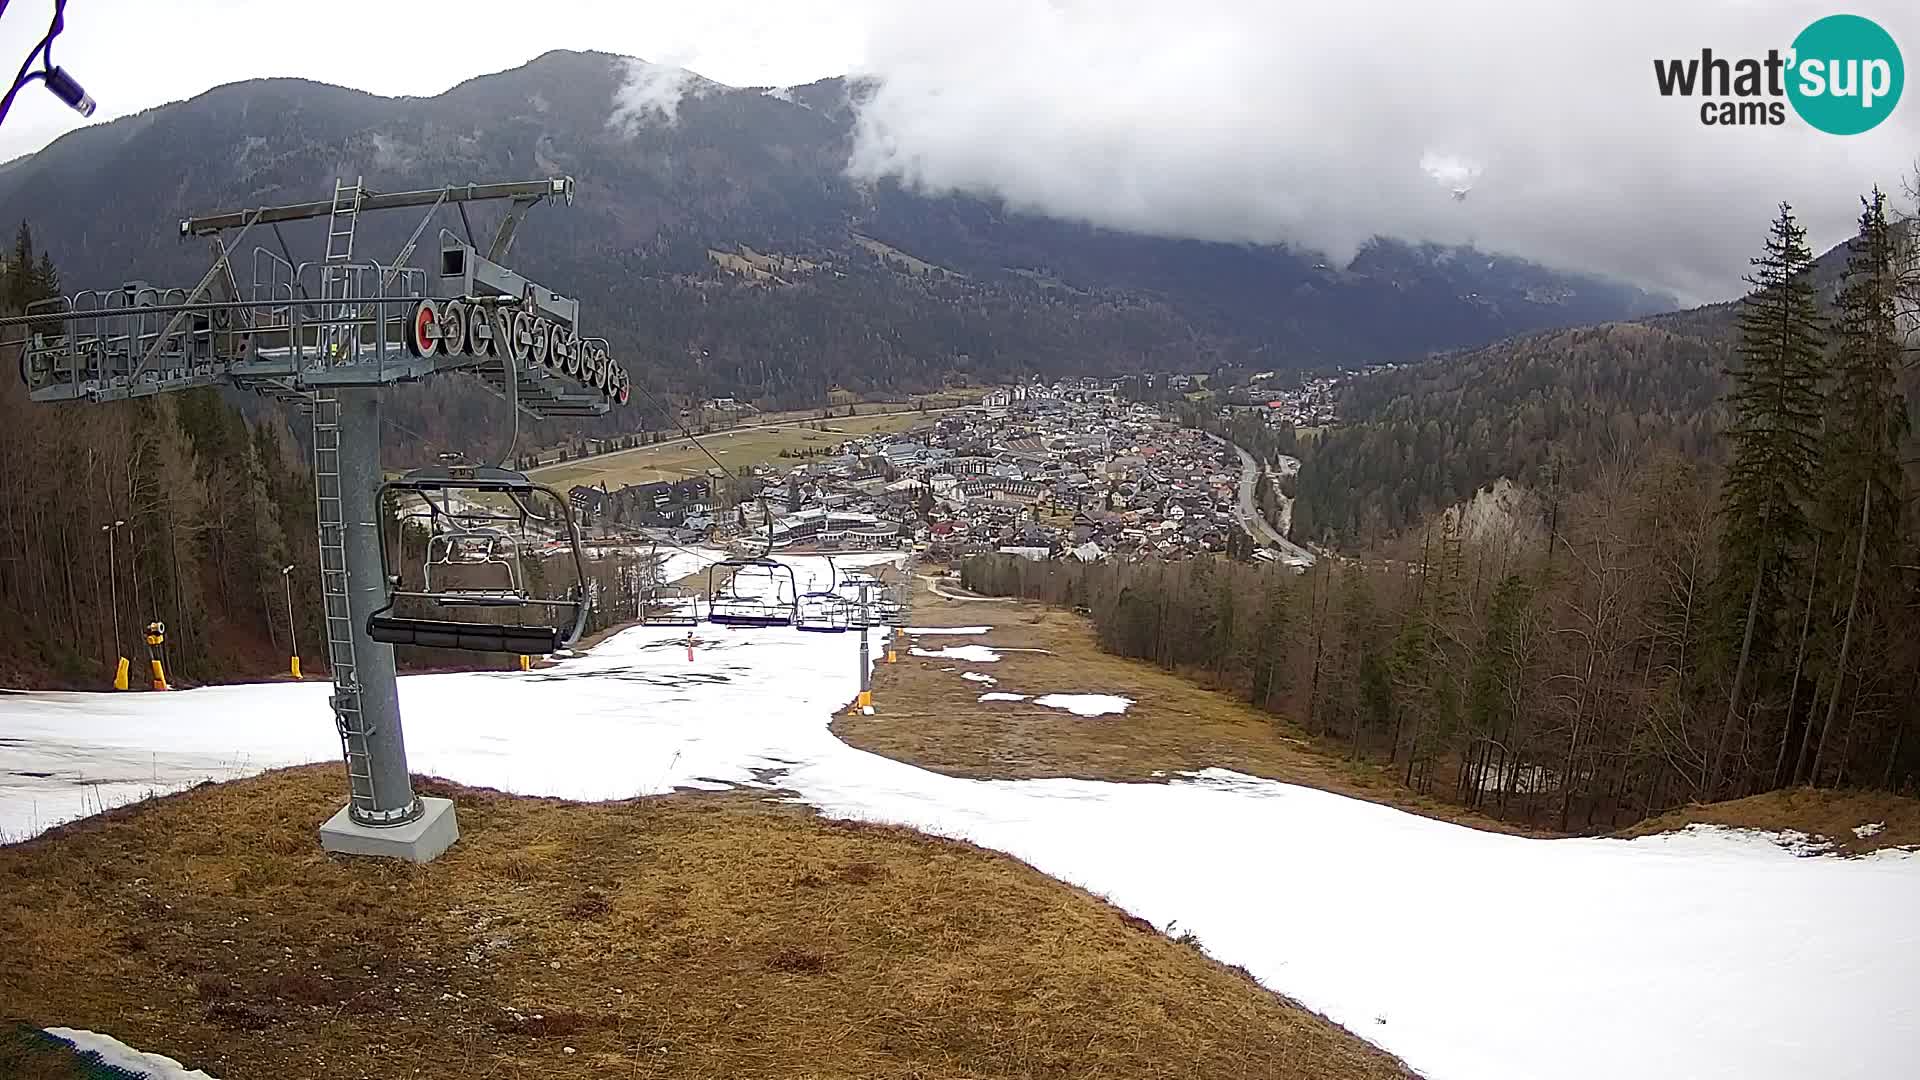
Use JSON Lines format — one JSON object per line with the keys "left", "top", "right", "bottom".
{"left": 794, "top": 556, "right": 849, "bottom": 633}
{"left": 831, "top": 566, "right": 886, "bottom": 628}
{"left": 642, "top": 583, "right": 702, "bottom": 626}
{"left": 706, "top": 558, "right": 798, "bottom": 627}
{"left": 795, "top": 590, "right": 852, "bottom": 633}
{"left": 636, "top": 540, "right": 700, "bottom": 626}
{"left": 367, "top": 465, "right": 591, "bottom": 654}
{"left": 874, "top": 582, "right": 907, "bottom": 624}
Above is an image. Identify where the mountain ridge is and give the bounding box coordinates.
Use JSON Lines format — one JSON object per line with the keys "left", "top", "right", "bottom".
{"left": 5, "top": 49, "right": 1672, "bottom": 421}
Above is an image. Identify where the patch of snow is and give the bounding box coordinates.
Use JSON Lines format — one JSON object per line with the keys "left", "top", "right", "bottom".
{"left": 44, "top": 1028, "right": 218, "bottom": 1079}
{"left": 909, "top": 645, "right": 1001, "bottom": 663}
{"left": 1032, "top": 694, "right": 1133, "bottom": 717}
{"left": 1663, "top": 823, "right": 1838, "bottom": 858}
{"left": 3, "top": 549, "right": 1916, "bottom": 1080}
{"left": 905, "top": 626, "right": 992, "bottom": 635}
{"left": 1855, "top": 822, "right": 1886, "bottom": 839}
{"left": 960, "top": 672, "right": 997, "bottom": 685}
{"left": 978, "top": 692, "right": 1028, "bottom": 702}
{"left": 652, "top": 546, "right": 731, "bottom": 584}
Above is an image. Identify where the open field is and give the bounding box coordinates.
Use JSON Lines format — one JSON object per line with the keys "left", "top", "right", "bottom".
{"left": 534, "top": 411, "right": 940, "bottom": 491}
{"left": 0, "top": 766, "right": 1412, "bottom": 1080}
{"left": 753, "top": 390, "right": 985, "bottom": 424}
{"left": 843, "top": 577, "right": 1539, "bottom": 835}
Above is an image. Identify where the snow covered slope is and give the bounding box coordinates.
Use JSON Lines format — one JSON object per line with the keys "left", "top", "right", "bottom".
{"left": 2, "top": 566, "right": 1916, "bottom": 1080}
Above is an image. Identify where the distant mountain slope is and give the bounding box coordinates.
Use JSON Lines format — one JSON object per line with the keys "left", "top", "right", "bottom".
{"left": 2, "top": 49, "right": 1668, "bottom": 427}
{"left": 1292, "top": 319, "right": 1730, "bottom": 544}
{"left": 1289, "top": 236, "right": 1886, "bottom": 547}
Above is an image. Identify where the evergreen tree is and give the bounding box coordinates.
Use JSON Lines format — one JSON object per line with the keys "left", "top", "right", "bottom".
{"left": 1708, "top": 204, "right": 1824, "bottom": 796}
{"left": 5, "top": 221, "right": 34, "bottom": 312}
{"left": 32, "top": 251, "right": 58, "bottom": 300}
{"left": 1799, "top": 191, "right": 1910, "bottom": 785}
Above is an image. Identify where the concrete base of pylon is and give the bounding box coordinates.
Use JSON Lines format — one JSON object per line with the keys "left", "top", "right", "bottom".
{"left": 318, "top": 796, "right": 459, "bottom": 863}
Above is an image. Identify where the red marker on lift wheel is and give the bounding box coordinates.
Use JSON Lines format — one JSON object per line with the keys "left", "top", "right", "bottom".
{"left": 408, "top": 299, "right": 440, "bottom": 357}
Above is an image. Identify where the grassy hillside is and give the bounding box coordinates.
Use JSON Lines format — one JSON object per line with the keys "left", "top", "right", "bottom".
{"left": 0, "top": 766, "right": 1415, "bottom": 1080}
{"left": 844, "top": 576, "right": 1540, "bottom": 835}
{"left": 1622, "top": 787, "right": 1920, "bottom": 855}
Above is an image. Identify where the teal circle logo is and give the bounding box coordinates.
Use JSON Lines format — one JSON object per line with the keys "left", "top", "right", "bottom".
{"left": 1787, "top": 14, "right": 1903, "bottom": 135}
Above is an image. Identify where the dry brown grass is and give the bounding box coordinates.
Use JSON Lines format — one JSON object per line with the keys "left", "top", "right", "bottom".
{"left": 0, "top": 766, "right": 1415, "bottom": 1080}
{"left": 844, "top": 580, "right": 1536, "bottom": 836}
{"left": 1620, "top": 786, "right": 1920, "bottom": 854}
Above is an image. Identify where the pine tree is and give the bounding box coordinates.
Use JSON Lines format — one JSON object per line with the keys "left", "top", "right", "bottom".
{"left": 1708, "top": 204, "right": 1825, "bottom": 796}
{"left": 1800, "top": 190, "right": 1909, "bottom": 785}
{"left": 32, "top": 251, "right": 58, "bottom": 300}
{"left": 1248, "top": 578, "right": 1292, "bottom": 710}
{"left": 5, "top": 221, "right": 33, "bottom": 312}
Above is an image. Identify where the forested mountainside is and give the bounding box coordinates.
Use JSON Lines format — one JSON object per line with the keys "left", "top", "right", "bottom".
{"left": 1291, "top": 320, "right": 1730, "bottom": 545}
{"left": 1159, "top": 201, "right": 1919, "bottom": 823}
{"left": 0, "top": 49, "right": 1663, "bottom": 448}
{"left": 1288, "top": 232, "right": 1900, "bottom": 548}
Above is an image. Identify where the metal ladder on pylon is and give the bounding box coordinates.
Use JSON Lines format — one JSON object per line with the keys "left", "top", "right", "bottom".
{"left": 312, "top": 177, "right": 379, "bottom": 819}
{"left": 319, "top": 176, "right": 362, "bottom": 362}
{"left": 314, "top": 392, "right": 379, "bottom": 818}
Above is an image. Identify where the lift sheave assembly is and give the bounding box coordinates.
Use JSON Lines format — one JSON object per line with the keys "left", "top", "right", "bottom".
{"left": 4, "top": 173, "right": 625, "bottom": 856}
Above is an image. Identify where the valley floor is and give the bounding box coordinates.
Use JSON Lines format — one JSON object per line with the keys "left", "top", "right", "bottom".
{"left": 1, "top": 553, "right": 1917, "bottom": 1080}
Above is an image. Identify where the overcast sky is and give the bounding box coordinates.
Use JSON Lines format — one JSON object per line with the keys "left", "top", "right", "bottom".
{"left": 4, "top": 0, "right": 1917, "bottom": 301}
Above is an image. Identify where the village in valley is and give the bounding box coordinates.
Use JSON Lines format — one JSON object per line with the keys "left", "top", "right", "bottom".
{"left": 559, "top": 376, "right": 1330, "bottom": 567}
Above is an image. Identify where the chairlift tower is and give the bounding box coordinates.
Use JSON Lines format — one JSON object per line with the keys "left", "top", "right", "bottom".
{"left": 5, "top": 176, "right": 630, "bottom": 862}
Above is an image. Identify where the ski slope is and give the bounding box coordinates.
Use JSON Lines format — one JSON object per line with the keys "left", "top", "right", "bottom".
{"left": 2, "top": 563, "right": 1917, "bottom": 1080}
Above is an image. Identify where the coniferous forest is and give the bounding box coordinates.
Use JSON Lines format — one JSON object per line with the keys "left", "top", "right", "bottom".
{"left": 0, "top": 223, "right": 327, "bottom": 686}
{"left": 966, "top": 196, "right": 1920, "bottom": 825}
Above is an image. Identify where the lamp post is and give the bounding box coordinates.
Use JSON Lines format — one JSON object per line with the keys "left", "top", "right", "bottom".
{"left": 102, "top": 519, "right": 128, "bottom": 688}
{"left": 282, "top": 564, "right": 301, "bottom": 679}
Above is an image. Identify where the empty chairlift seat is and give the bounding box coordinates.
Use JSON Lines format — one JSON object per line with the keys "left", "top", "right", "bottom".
{"left": 366, "top": 464, "right": 592, "bottom": 654}
{"left": 707, "top": 558, "right": 798, "bottom": 627}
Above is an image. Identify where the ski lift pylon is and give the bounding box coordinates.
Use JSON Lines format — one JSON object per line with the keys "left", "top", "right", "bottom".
{"left": 367, "top": 464, "right": 591, "bottom": 654}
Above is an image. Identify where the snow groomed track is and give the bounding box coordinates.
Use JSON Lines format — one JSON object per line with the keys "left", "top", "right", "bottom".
{"left": 2, "top": 553, "right": 1916, "bottom": 1080}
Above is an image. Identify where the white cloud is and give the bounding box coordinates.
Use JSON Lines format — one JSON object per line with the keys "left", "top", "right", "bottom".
{"left": 8, "top": 0, "right": 1917, "bottom": 301}
{"left": 609, "top": 60, "right": 703, "bottom": 131}
{"left": 843, "top": 0, "right": 1920, "bottom": 302}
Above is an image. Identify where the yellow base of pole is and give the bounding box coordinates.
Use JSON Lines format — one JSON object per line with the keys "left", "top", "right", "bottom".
{"left": 112, "top": 657, "right": 129, "bottom": 691}
{"left": 519, "top": 654, "right": 531, "bottom": 671}
{"left": 290, "top": 656, "right": 302, "bottom": 679}
{"left": 149, "top": 659, "right": 170, "bottom": 691}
